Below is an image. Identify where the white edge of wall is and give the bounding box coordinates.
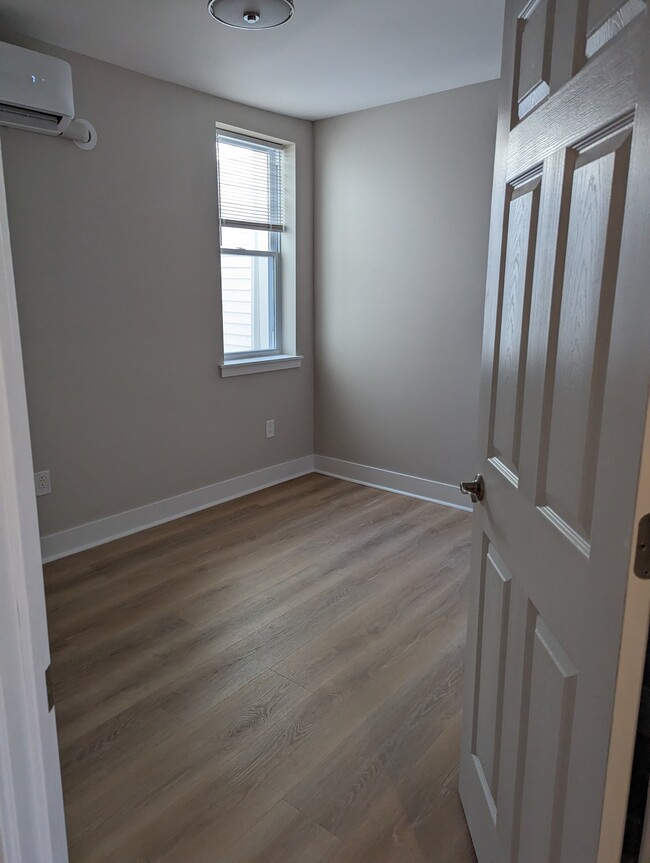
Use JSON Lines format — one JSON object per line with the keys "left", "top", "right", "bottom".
{"left": 41, "top": 454, "right": 472, "bottom": 562}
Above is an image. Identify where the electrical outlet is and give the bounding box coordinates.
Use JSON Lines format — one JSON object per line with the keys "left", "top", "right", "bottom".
{"left": 265, "top": 419, "right": 275, "bottom": 439}
{"left": 34, "top": 470, "right": 51, "bottom": 496}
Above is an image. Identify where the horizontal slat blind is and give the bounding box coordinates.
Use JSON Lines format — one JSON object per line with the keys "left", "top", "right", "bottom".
{"left": 216, "top": 133, "right": 284, "bottom": 232}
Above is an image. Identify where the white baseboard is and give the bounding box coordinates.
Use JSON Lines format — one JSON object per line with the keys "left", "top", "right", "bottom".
{"left": 41, "top": 454, "right": 470, "bottom": 563}
{"left": 40, "top": 456, "right": 315, "bottom": 563}
{"left": 313, "top": 455, "right": 471, "bottom": 512}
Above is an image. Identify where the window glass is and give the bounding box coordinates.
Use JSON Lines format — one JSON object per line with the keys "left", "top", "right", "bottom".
{"left": 220, "top": 227, "right": 272, "bottom": 252}
{"left": 221, "top": 254, "right": 276, "bottom": 355}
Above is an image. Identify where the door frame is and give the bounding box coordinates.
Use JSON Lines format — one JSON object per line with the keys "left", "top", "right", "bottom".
{"left": 598, "top": 393, "right": 650, "bottom": 862}
{"left": 0, "top": 137, "right": 68, "bottom": 863}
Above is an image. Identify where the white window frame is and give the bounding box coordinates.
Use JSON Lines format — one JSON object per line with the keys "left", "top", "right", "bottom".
{"left": 217, "top": 127, "right": 301, "bottom": 373}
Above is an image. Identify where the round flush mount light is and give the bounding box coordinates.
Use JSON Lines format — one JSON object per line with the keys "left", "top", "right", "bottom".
{"left": 207, "top": 0, "right": 294, "bottom": 29}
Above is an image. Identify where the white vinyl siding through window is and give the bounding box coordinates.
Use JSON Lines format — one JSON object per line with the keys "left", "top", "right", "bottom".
{"left": 216, "top": 132, "right": 285, "bottom": 359}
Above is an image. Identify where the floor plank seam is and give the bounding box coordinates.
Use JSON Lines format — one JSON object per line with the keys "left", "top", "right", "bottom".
{"left": 270, "top": 668, "right": 315, "bottom": 694}
{"left": 219, "top": 797, "right": 283, "bottom": 858}
{"left": 281, "top": 797, "right": 342, "bottom": 844}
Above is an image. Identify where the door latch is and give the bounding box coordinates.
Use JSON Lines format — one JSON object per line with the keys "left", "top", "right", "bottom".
{"left": 460, "top": 474, "right": 485, "bottom": 504}
{"left": 635, "top": 514, "right": 650, "bottom": 579}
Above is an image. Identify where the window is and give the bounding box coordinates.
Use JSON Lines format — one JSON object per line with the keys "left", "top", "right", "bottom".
{"left": 216, "top": 131, "right": 285, "bottom": 359}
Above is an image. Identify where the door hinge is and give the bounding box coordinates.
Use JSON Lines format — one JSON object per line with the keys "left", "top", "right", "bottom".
{"left": 635, "top": 514, "right": 650, "bottom": 579}
{"left": 45, "top": 664, "right": 54, "bottom": 712}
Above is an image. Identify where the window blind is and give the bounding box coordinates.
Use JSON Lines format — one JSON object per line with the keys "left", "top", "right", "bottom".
{"left": 216, "top": 133, "right": 284, "bottom": 232}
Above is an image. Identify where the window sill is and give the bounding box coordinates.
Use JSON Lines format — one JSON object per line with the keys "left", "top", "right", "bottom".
{"left": 220, "top": 354, "right": 303, "bottom": 378}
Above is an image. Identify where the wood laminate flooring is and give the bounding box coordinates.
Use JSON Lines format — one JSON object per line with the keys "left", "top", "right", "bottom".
{"left": 45, "top": 473, "right": 477, "bottom": 863}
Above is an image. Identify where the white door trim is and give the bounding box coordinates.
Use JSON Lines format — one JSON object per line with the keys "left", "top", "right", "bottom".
{"left": 0, "top": 139, "right": 68, "bottom": 863}
{"left": 598, "top": 392, "right": 650, "bottom": 862}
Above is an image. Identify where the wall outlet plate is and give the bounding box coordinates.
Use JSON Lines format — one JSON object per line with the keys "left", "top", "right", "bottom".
{"left": 265, "top": 419, "right": 275, "bottom": 439}
{"left": 34, "top": 470, "right": 51, "bottom": 496}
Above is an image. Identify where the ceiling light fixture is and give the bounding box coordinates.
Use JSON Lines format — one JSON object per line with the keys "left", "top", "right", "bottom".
{"left": 207, "top": 0, "right": 294, "bottom": 29}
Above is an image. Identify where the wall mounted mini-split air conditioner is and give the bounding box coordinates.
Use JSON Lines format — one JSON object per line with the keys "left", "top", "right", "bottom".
{"left": 0, "top": 41, "right": 75, "bottom": 135}
{"left": 0, "top": 40, "right": 96, "bottom": 149}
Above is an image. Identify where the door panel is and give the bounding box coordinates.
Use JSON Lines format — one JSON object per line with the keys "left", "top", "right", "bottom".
{"left": 586, "top": 0, "right": 647, "bottom": 56}
{"left": 543, "top": 129, "right": 631, "bottom": 545}
{"left": 517, "top": 616, "right": 577, "bottom": 863}
{"left": 473, "top": 547, "right": 512, "bottom": 805}
{"left": 517, "top": 0, "right": 555, "bottom": 118}
{"left": 460, "top": 1, "right": 650, "bottom": 861}
{"left": 492, "top": 178, "right": 541, "bottom": 479}
{"left": 589, "top": 0, "right": 644, "bottom": 30}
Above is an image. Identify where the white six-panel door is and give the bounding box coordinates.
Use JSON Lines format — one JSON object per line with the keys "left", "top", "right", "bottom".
{"left": 459, "top": 1, "right": 650, "bottom": 861}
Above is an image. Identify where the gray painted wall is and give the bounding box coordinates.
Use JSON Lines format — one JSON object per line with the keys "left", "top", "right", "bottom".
{"left": 1, "top": 35, "right": 314, "bottom": 536}
{"left": 314, "top": 80, "right": 498, "bottom": 487}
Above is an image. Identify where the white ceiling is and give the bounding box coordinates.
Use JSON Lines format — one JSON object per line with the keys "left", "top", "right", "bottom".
{"left": 0, "top": 0, "right": 505, "bottom": 120}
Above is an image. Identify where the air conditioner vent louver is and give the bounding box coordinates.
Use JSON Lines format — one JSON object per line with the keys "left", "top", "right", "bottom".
{"left": 0, "top": 105, "right": 62, "bottom": 133}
